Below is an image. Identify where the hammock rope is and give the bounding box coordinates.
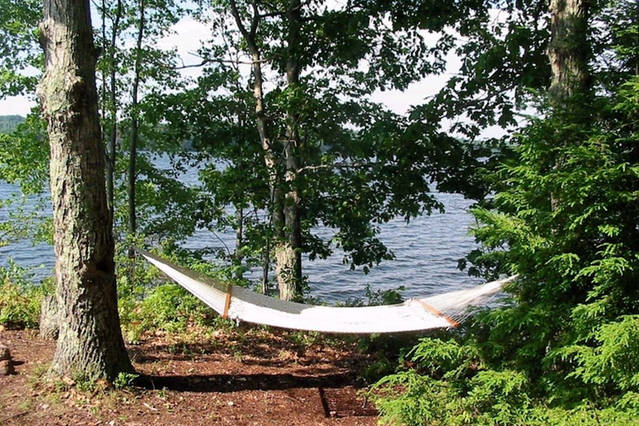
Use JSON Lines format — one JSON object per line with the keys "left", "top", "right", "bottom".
{"left": 139, "top": 250, "right": 517, "bottom": 334}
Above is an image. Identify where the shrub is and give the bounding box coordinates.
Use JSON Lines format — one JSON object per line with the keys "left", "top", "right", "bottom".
{"left": 116, "top": 249, "right": 219, "bottom": 341}
{"left": 138, "top": 283, "right": 212, "bottom": 332}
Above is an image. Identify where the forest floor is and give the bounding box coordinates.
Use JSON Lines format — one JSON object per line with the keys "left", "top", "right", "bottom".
{"left": 0, "top": 326, "right": 380, "bottom": 425}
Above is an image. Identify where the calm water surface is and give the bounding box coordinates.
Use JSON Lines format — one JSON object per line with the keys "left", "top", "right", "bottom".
{"left": 0, "top": 161, "right": 482, "bottom": 302}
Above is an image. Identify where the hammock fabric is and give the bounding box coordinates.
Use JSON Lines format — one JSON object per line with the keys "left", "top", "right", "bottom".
{"left": 140, "top": 250, "right": 517, "bottom": 334}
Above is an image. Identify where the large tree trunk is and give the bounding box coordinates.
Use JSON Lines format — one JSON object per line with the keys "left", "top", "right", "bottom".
{"left": 37, "top": 0, "right": 132, "bottom": 380}
{"left": 276, "top": 0, "right": 304, "bottom": 301}
{"left": 548, "top": 0, "right": 590, "bottom": 106}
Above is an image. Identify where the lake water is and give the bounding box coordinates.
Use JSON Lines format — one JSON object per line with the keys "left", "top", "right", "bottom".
{"left": 0, "top": 161, "right": 483, "bottom": 303}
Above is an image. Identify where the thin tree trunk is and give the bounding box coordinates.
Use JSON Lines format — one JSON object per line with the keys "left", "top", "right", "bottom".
{"left": 37, "top": 0, "right": 132, "bottom": 380}
{"left": 548, "top": 0, "right": 590, "bottom": 106}
{"left": 106, "top": 0, "right": 123, "bottom": 215}
{"left": 229, "top": 0, "right": 289, "bottom": 297}
{"left": 128, "top": 0, "right": 145, "bottom": 256}
{"left": 230, "top": 0, "right": 304, "bottom": 301}
{"left": 100, "top": 0, "right": 107, "bottom": 140}
{"left": 250, "top": 50, "right": 284, "bottom": 235}
{"left": 262, "top": 232, "right": 270, "bottom": 294}
{"left": 234, "top": 206, "right": 244, "bottom": 280}
{"left": 276, "top": 0, "right": 304, "bottom": 301}
{"left": 249, "top": 47, "right": 286, "bottom": 297}
{"left": 548, "top": 0, "right": 590, "bottom": 209}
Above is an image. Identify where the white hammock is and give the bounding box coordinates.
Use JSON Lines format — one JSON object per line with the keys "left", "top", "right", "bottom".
{"left": 140, "top": 251, "right": 517, "bottom": 334}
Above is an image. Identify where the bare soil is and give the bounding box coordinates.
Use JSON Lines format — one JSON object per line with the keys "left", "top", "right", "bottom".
{"left": 0, "top": 326, "right": 379, "bottom": 425}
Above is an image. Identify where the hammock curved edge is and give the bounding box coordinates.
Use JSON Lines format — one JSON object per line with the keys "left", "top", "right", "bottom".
{"left": 140, "top": 250, "right": 517, "bottom": 334}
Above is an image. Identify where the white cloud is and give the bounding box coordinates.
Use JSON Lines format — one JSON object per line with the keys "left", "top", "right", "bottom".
{"left": 0, "top": 95, "right": 35, "bottom": 117}
{"left": 158, "top": 16, "right": 210, "bottom": 57}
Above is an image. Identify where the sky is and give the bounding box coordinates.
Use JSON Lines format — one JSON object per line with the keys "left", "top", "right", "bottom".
{"left": 0, "top": 13, "right": 460, "bottom": 115}
{"left": 0, "top": 14, "right": 508, "bottom": 138}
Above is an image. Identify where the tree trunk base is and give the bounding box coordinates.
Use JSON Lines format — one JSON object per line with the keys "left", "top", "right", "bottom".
{"left": 275, "top": 244, "right": 300, "bottom": 301}
{"left": 40, "top": 295, "right": 59, "bottom": 339}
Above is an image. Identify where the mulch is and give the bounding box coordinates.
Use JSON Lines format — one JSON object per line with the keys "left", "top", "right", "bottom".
{"left": 0, "top": 326, "right": 379, "bottom": 425}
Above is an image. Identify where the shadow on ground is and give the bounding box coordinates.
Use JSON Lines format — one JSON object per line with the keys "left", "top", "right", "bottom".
{"left": 136, "top": 372, "right": 358, "bottom": 393}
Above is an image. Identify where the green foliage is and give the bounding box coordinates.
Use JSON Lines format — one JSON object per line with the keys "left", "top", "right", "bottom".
{"left": 563, "top": 315, "right": 639, "bottom": 393}
{"left": 370, "top": 370, "right": 457, "bottom": 426}
{"left": 0, "top": 111, "right": 48, "bottom": 194}
{"left": 114, "top": 372, "right": 139, "bottom": 389}
{"left": 371, "top": 1, "right": 639, "bottom": 423}
{"left": 360, "top": 355, "right": 397, "bottom": 384}
{"left": 116, "top": 247, "right": 220, "bottom": 342}
{"left": 407, "top": 337, "right": 479, "bottom": 380}
{"left": 0, "top": 197, "right": 51, "bottom": 248}
{"left": 0, "top": 261, "right": 53, "bottom": 329}
{"left": 0, "top": 111, "right": 51, "bottom": 248}
{"left": 137, "top": 284, "right": 211, "bottom": 331}
{"left": 369, "top": 338, "right": 639, "bottom": 425}
{"left": 149, "top": 0, "right": 496, "bottom": 296}
{"left": 403, "top": 0, "right": 550, "bottom": 141}
{"left": 0, "top": 0, "right": 41, "bottom": 97}
{"left": 338, "top": 284, "right": 405, "bottom": 307}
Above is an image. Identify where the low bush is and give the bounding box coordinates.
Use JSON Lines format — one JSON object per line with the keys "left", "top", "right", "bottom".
{"left": 368, "top": 336, "right": 639, "bottom": 425}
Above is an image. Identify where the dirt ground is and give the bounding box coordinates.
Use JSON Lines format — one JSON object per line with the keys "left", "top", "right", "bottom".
{"left": 0, "top": 327, "right": 380, "bottom": 425}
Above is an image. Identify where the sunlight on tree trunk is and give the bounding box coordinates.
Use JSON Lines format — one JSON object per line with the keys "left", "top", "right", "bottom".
{"left": 276, "top": 0, "right": 304, "bottom": 301}
{"left": 229, "top": 0, "right": 300, "bottom": 299}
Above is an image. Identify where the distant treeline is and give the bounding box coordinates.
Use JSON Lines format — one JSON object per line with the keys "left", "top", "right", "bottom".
{"left": 0, "top": 115, "right": 24, "bottom": 134}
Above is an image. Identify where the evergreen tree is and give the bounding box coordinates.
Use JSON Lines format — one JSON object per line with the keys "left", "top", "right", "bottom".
{"left": 370, "top": 0, "right": 639, "bottom": 422}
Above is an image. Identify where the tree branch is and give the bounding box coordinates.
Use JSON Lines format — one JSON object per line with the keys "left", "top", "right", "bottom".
{"left": 297, "top": 162, "right": 377, "bottom": 174}
{"left": 173, "top": 56, "right": 269, "bottom": 70}
{"left": 230, "top": 0, "right": 255, "bottom": 52}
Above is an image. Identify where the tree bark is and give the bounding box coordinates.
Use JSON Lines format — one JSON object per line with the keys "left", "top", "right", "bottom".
{"left": 548, "top": 0, "right": 590, "bottom": 210}
{"left": 106, "top": 0, "right": 123, "bottom": 216}
{"left": 276, "top": 0, "right": 304, "bottom": 301}
{"left": 39, "top": 294, "right": 59, "bottom": 339}
{"left": 229, "top": 0, "right": 292, "bottom": 298}
{"left": 128, "top": 0, "right": 145, "bottom": 255}
{"left": 37, "top": 0, "right": 132, "bottom": 380}
{"left": 548, "top": 0, "right": 590, "bottom": 106}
